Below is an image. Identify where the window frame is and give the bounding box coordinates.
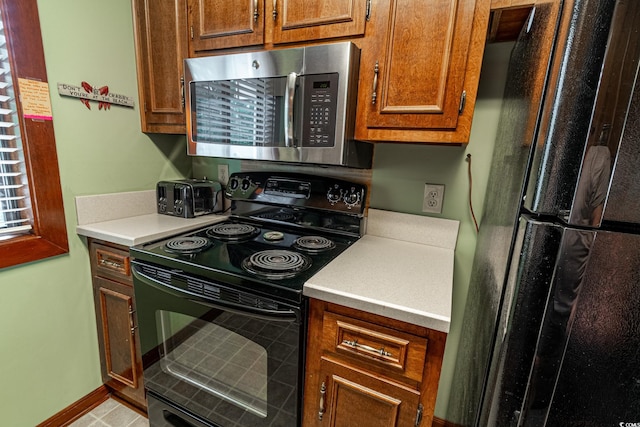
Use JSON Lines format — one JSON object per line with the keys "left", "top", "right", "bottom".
{"left": 0, "top": 0, "right": 68, "bottom": 269}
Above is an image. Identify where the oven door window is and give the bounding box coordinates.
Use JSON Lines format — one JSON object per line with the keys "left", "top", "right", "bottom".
{"left": 143, "top": 307, "right": 300, "bottom": 426}
{"left": 158, "top": 310, "right": 268, "bottom": 417}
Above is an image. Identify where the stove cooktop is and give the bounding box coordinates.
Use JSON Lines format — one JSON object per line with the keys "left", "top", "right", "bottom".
{"left": 130, "top": 219, "right": 357, "bottom": 304}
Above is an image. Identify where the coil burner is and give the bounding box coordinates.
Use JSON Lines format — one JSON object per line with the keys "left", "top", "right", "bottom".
{"left": 164, "top": 236, "right": 211, "bottom": 254}
{"left": 206, "top": 223, "right": 260, "bottom": 241}
{"left": 241, "top": 249, "right": 312, "bottom": 280}
{"left": 293, "top": 236, "right": 336, "bottom": 254}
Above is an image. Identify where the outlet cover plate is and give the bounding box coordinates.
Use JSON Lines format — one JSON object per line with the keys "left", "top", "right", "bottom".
{"left": 423, "top": 183, "right": 445, "bottom": 214}
{"left": 217, "top": 164, "right": 229, "bottom": 185}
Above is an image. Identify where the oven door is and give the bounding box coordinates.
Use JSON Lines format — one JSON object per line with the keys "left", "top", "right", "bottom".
{"left": 132, "top": 262, "right": 305, "bottom": 427}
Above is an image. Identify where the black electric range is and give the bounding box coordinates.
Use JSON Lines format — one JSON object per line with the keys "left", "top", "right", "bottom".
{"left": 129, "top": 171, "right": 367, "bottom": 427}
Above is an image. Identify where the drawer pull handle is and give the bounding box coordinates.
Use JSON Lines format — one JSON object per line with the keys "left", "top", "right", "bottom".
{"left": 318, "top": 381, "right": 326, "bottom": 420}
{"left": 100, "top": 259, "right": 123, "bottom": 269}
{"left": 343, "top": 339, "right": 392, "bottom": 357}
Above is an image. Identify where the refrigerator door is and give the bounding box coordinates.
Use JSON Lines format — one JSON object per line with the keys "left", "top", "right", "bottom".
{"left": 481, "top": 219, "right": 640, "bottom": 426}
{"left": 601, "top": 44, "right": 640, "bottom": 226}
{"left": 540, "top": 229, "right": 640, "bottom": 425}
{"left": 478, "top": 218, "right": 564, "bottom": 427}
{"left": 523, "top": 0, "right": 639, "bottom": 222}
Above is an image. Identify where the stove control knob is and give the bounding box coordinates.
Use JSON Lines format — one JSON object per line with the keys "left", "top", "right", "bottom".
{"left": 241, "top": 178, "right": 252, "bottom": 192}
{"left": 229, "top": 177, "right": 239, "bottom": 191}
{"left": 343, "top": 187, "right": 361, "bottom": 209}
{"left": 327, "top": 184, "right": 343, "bottom": 204}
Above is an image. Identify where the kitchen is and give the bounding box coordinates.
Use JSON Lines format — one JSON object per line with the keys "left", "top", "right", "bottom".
{"left": 4, "top": 0, "right": 637, "bottom": 426}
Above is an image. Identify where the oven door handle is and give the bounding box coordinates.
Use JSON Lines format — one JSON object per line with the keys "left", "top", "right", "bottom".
{"left": 187, "top": 297, "right": 300, "bottom": 323}
{"left": 132, "top": 264, "right": 301, "bottom": 322}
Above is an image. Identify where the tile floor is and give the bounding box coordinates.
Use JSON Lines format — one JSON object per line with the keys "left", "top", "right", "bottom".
{"left": 68, "top": 398, "right": 148, "bottom": 427}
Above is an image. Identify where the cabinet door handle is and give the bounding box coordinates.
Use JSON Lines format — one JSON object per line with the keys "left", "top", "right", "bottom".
{"left": 415, "top": 403, "right": 424, "bottom": 426}
{"left": 342, "top": 339, "right": 392, "bottom": 357}
{"left": 254, "top": 0, "right": 259, "bottom": 22}
{"left": 371, "top": 61, "right": 379, "bottom": 104}
{"left": 128, "top": 306, "right": 137, "bottom": 336}
{"left": 180, "top": 76, "right": 185, "bottom": 109}
{"left": 318, "top": 381, "right": 326, "bottom": 421}
{"left": 272, "top": 0, "right": 277, "bottom": 20}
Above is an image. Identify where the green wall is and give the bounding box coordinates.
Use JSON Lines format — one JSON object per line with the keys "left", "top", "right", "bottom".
{"left": 0, "top": 1, "right": 190, "bottom": 425}
{"left": 0, "top": 0, "right": 512, "bottom": 422}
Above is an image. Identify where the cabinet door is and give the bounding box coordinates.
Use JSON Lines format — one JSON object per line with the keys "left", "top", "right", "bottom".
{"left": 93, "top": 277, "right": 146, "bottom": 407}
{"left": 132, "top": 0, "right": 188, "bottom": 134}
{"left": 314, "top": 357, "right": 421, "bottom": 427}
{"left": 189, "top": 0, "right": 264, "bottom": 52}
{"left": 356, "top": 0, "right": 489, "bottom": 143}
{"left": 270, "top": 0, "right": 369, "bottom": 44}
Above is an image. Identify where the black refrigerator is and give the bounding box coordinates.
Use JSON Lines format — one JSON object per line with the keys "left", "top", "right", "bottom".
{"left": 447, "top": 0, "right": 640, "bottom": 426}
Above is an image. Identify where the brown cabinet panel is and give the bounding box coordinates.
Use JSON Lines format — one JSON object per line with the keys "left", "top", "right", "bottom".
{"left": 189, "top": 0, "right": 264, "bottom": 52}
{"left": 93, "top": 276, "right": 145, "bottom": 407}
{"left": 132, "top": 0, "right": 188, "bottom": 133}
{"left": 271, "top": 0, "right": 368, "bottom": 44}
{"left": 303, "top": 299, "right": 447, "bottom": 426}
{"left": 97, "top": 283, "right": 138, "bottom": 388}
{"left": 355, "top": 0, "right": 491, "bottom": 143}
{"left": 92, "top": 242, "right": 132, "bottom": 285}
{"left": 322, "top": 311, "right": 428, "bottom": 383}
{"left": 89, "top": 239, "right": 146, "bottom": 410}
{"left": 317, "top": 357, "right": 421, "bottom": 427}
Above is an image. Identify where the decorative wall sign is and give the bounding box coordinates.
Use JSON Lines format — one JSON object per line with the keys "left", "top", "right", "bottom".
{"left": 57, "top": 81, "right": 135, "bottom": 110}
{"left": 18, "top": 78, "right": 53, "bottom": 120}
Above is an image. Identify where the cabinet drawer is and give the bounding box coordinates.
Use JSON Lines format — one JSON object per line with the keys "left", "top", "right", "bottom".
{"left": 321, "top": 311, "right": 428, "bottom": 383}
{"left": 90, "top": 241, "right": 132, "bottom": 285}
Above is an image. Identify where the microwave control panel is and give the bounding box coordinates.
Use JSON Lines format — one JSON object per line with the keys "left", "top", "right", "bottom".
{"left": 301, "top": 73, "right": 339, "bottom": 147}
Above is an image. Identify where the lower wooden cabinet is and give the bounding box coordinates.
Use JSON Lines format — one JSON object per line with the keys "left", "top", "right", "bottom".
{"left": 89, "top": 239, "right": 146, "bottom": 410}
{"left": 303, "top": 299, "right": 447, "bottom": 426}
{"left": 316, "top": 358, "right": 422, "bottom": 426}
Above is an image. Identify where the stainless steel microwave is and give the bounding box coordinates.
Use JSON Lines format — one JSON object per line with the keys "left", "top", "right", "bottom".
{"left": 184, "top": 42, "right": 373, "bottom": 169}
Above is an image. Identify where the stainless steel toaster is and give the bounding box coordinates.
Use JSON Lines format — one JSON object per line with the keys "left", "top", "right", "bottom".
{"left": 156, "top": 179, "right": 222, "bottom": 218}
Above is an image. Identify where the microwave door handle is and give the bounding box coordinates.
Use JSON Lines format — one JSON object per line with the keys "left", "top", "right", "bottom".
{"left": 284, "top": 72, "right": 297, "bottom": 147}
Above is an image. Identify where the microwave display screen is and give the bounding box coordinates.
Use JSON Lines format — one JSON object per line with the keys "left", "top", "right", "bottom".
{"left": 313, "top": 81, "right": 330, "bottom": 89}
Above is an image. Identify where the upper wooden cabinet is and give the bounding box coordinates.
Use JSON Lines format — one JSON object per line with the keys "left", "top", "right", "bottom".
{"left": 187, "top": 0, "right": 264, "bottom": 52}
{"left": 271, "top": 0, "right": 369, "bottom": 45}
{"left": 188, "top": 0, "right": 370, "bottom": 54}
{"left": 131, "top": 0, "right": 491, "bottom": 144}
{"left": 354, "top": 0, "right": 491, "bottom": 144}
{"left": 131, "top": 0, "right": 188, "bottom": 134}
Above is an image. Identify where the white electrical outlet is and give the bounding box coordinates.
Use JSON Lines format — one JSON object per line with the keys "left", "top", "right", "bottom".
{"left": 422, "top": 183, "right": 445, "bottom": 214}
{"left": 217, "top": 164, "right": 229, "bottom": 185}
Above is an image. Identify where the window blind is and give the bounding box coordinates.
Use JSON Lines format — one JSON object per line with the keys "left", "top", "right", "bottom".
{"left": 193, "top": 78, "right": 279, "bottom": 146}
{"left": 0, "top": 19, "right": 31, "bottom": 236}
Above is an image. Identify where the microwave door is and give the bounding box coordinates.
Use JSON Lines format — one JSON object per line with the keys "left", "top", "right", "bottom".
{"left": 189, "top": 76, "right": 302, "bottom": 161}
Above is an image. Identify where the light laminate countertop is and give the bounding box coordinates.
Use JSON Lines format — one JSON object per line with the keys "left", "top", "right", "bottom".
{"left": 75, "top": 190, "right": 227, "bottom": 246}
{"left": 74, "top": 192, "right": 458, "bottom": 332}
{"left": 304, "top": 209, "right": 459, "bottom": 333}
